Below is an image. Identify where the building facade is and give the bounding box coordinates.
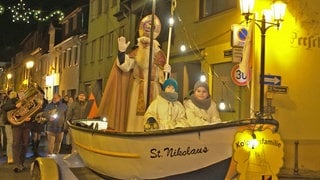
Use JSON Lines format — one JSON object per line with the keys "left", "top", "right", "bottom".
{"left": 1, "top": 0, "right": 319, "bottom": 174}
{"left": 44, "top": 6, "right": 89, "bottom": 100}
{"left": 9, "top": 24, "right": 50, "bottom": 92}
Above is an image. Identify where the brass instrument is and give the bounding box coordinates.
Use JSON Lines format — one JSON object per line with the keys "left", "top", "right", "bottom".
{"left": 7, "top": 84, "right": 44, "bottom": 125}
{"left": 34, "top": 108, "right": 58, "bottom": 124}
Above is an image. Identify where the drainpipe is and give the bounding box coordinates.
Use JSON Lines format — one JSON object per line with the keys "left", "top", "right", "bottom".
{"left": 294, "top": 140, "right": 299, "bottom": 175}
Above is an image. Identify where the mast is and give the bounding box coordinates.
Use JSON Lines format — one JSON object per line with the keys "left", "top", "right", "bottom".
{"left": 146, "top": 0, "right": 156, "bottom": 108}
{"left": 165, "top": 0, "right": 176, "bottom": 79}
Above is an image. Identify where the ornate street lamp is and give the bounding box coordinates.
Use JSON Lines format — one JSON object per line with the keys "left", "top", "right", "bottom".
{"left": 239, "top": 0, "right": 286, "bottom": 117}
{"left": 26, "top": 60, "right": 34, "bottom": 87}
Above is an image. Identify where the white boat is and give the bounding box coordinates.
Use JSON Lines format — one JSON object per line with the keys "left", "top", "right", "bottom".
{"left": 68, "top": 118, "right": 279, "bottom": 179}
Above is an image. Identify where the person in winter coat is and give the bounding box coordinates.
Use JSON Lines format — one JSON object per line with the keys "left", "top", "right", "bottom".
{"left": 3, "top": 90, "right": 31, "bottom": 173}
{"left": 30, "top": 90, "right": 48, "bottom": 157}
{"left": 44, "top": 93, "right": 67, "bottom": 156}
{"left": 66, "top": 91, "right": 88, "bottom": 121}
{"left": 1, "top": 91, "right": 19, "bottom": 165}
{"left": 184, "top": 81, "right": 221, "bottom": 126}
{"left": 144, "top": 78, "right": 187, "bottom": 131}
{"left": 64, "top": 91, "right": 89, "bottom": 156}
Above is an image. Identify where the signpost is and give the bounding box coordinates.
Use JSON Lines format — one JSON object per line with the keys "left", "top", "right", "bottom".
{"left": 231, "top": 24, "right": 248, "bottom": 47}
{"left": 264, "top": 75, "right": 281, "bottom": 86}
{"left": 231, "top": 64, "right": 251, "bottom": 86}
{"left": 268, "top": 85, "right": 288, "bottom": 94}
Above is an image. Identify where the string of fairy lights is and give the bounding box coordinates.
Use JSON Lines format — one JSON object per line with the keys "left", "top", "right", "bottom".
{"left": 0, "top": 0, "right": 64, "bottom": 23}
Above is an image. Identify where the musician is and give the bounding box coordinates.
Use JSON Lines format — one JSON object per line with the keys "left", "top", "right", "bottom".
{"left": 43, "top": 93, "right": 67, "bottom": 156}
{"left": 30, "top": 90, "right": 48, "bottom": 157}
{"left": 1, "top": 91, "right": 19, "bottom": 165}
{"left": 2, "top": 91, "right": 28, "bottom": 173}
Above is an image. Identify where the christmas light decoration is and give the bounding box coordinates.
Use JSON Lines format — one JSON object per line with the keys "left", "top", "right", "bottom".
{"left": 8, "top": 0, "right": 33, "bottom": 23}
{"left": 34, "top": 10, "right": 65, "bottom": 22}
{"left": 1, "top": 0, "right": 64, "bottom": 23}
{"left": 0, "top": 4, "right": 4, "bottom": 15}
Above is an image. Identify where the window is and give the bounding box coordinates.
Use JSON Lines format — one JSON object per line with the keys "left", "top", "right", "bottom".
{"left": 68, "top": 48, "right": 72, "bottom": 67}
{"left": 85, "top": 83, "right": 91, "bottom": 96}
{"left": 54, "top": 57, "right": 58, "bottom": 73}
{"left": 74, "top": 46, "right": 78, "bottom": 65}
{"left": 63, "top": 51, "right": 67, "bottom": 68}
{"left": 98, "top": 0, "right": 102, "bottom": 15}
{"left": 58, "top": 54, "right": 62, "bottom": 72}
{"left": 69, "top": 19, "right": 73, "bottom": 34}
{"left": 111, "top": 0, "right": 117, "bottom": 8}
{"left": 104, "top": 0, "right": 109, "bottom": 13}
{"left": 107, "top": 31, "right": 114, "bottom": 57}
{"left": 64, "top": 22, "right": 69, "bottom": 35}
{"left": 99, "top": 36, "right": 104, "bottom": 60}
{"left": 92, "top": 40, "right": 97, "bottom": 62}
{"left": 73, "top": 16, "right": 77, "bottom": 30}
{"left": 91, "top": 0, "right": 98, "bottom": 20}
{"left": 199, "top": 0, "right": 236, "bottom": 19}
{"left": 85, "top": 43, "right": 90, "bottom": 64}
{"left": 119, "top": 26, "right": 125, "bottom": 37}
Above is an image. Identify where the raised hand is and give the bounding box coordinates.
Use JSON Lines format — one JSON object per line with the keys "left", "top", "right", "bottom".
{"left": 118, "top": 36, "right": 130, "bottom": 52}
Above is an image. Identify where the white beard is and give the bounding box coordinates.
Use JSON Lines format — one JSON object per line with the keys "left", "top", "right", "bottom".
{"left": 135, "top": 46, "right": 150, "bottom": 69}
{"left": 135, "top": 37, "right": 160, "bottom": 69}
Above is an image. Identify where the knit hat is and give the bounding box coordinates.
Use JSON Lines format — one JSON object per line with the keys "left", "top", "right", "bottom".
{"left": 9, "top": 91, "right": 17, "bottom": 99}
{"left": 162, "top": 78, "right": 178, "bottom": 92}
{"left": 194, "top": 81, "right": 209, "bottom": 92}
{"left": 78, "top": 91, "right": 87, "bottom": 96}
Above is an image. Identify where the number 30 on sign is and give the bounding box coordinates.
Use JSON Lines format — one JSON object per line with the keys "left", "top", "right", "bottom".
{"left": 231, "top": 64, "right": 251, "bottom": 86}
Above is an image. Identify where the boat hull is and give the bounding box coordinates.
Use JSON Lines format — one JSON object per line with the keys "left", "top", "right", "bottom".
{"left": 68, "top": 119, "right": 278, "bottom": 179}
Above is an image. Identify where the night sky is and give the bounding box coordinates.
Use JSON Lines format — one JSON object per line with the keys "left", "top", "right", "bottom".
{"left": 0, "top": 0, "right": 88, "bottom": 62}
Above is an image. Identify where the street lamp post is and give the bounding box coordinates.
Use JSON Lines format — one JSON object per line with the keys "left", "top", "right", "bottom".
{"left": 26, "top": 60, "right": 34, "bottom": 87}
{"left": 240, "top": 0, "right": 286, "bottom": 116}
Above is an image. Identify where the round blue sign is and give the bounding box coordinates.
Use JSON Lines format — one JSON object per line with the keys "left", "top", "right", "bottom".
{"left": 238, "top": 28, "right": 248, "bottom": 41}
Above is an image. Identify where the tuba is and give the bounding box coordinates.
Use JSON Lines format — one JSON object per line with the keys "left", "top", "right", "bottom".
{"left": 7, "top": 84, "right": 44, "bottom": 125}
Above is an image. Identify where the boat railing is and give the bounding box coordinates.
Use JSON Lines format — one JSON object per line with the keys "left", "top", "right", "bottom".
{"left": 68, "top": 118, "right": 279, "bottom": 137}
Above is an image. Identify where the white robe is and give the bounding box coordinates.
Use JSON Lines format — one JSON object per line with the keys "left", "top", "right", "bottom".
{"left": 144, "top": 95, "right": 187, "bottom": 130}
{"left": 116, "top": 40, "right": 166, "bottom": 132}
{"left": 184, "top": 99, "right": 221, "bottom": 126}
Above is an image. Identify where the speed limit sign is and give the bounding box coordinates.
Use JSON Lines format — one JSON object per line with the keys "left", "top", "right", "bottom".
{"left": 231, "top": 64, "right": 251, "bottom": 86}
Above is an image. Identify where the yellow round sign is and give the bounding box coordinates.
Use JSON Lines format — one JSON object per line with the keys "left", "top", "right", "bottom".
{"left": 233, "top": 128, "right": 284, "bottom": 180}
